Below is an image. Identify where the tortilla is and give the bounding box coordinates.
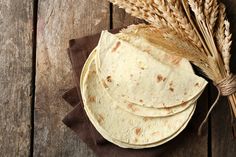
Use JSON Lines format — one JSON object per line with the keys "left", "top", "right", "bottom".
{"left": 96, "top": 31, "right": 207, "bottom": 108}
{"left": 83, "top": 102, "right": 196, "bottom": 149}
{"left": 82, "top": 58, "right": 195, "bottom": 145}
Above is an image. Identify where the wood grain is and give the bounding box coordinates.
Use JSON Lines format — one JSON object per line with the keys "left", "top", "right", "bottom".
{"left": 211, "top": 0, "right": 236, "bottom": 157}
{"left": 34, "top": 0, "right": 109, "bottom": 156}
{"left": 0, "top": 1, "right": 33, "bottom": 156}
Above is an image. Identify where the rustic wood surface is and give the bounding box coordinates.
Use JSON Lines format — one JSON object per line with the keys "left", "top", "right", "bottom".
{"left": 0, "top": 0, "right": 236, "bottom": 157}
{"left": 34, "top": 0, "right": 109, "bottom": 156}
{"left": 0, "top": 1, "right": 33, "bottom": 157}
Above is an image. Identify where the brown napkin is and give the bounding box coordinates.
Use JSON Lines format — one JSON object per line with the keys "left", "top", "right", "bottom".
{"left": 62, "top": 31, "right": 208, "bottom": 157}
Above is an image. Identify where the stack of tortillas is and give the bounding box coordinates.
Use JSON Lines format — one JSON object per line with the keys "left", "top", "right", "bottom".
{"left": 80, "top": 25, "right": 207, "bottom": 149}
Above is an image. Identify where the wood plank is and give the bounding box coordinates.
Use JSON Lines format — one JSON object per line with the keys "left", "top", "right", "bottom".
{"left": 211, "top": 0, "right": 236, "bottom": 156}
{"left": 0, "top": 1, "right": 33, "bottom": 156}
{"left": 112, "top": 6, "right": 208, "bottom": 157}
{"left": 34, "top": 0, "right": 109, "bottom": 156}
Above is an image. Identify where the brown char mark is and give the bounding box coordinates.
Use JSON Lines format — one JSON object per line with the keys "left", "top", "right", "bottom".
{"left": 157, "top": 74, "right": 163, "bottom": 83}
{"left": 106, "top": 75, "right": 112, "bottom": 82}
{"left": 127, "top": 103, "right": 139, "bottom": 112}
{"left": 88, "top": 95, "right": 96, "bottom": 102}
{"left": 135, "top": 128, "right": 142, "bottom": 136}
{"left": 169, "top": 87, "right": 174, "bottom": 92}
{"left": 111, "top": 41, "right": 121, "bottom": 52}
{"left": 97, "top": 114, "right": 104, "bottom": 124}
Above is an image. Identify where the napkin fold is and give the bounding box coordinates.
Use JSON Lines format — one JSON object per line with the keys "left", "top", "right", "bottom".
{"left": 62, "top": 30, "right": 208, "bottom": 157}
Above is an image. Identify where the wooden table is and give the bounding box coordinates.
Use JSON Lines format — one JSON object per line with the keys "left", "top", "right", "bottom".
{"left": 0, "top": 0, "right": 236, "bottom": 156}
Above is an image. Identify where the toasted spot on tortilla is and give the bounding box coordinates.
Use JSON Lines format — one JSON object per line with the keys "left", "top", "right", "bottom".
{"left": 135, "top": 128, "right": 142, "bottom": 136}
{"left": 130, "top": 74, "right": 133, "bottom": 77}
{"left": 169, "top": 81, "right": 173, "bottom": 86}
{"left": 184, "top": 92, "right": 187, "bottom": 95}
{"left": 143, "top": 117, "right": 153, "bottom": 122}
{"left": 195, "top": 82, "right": 199, "bottom": 87}
{"left": 134, "top": 138, "right": 138, "bottom": 143}
{"left": 116, "top": 83, "right": 120, "bottom": 86}
{"left": 112, "top": 41, "right": 121, "bottom": 52}
{"left": 181, "top": 101, "right": 187, "bottom": 107}
{"left": 91, "top": 70, "right": 96, "bottom": 74}
{"left": 106, "top": 76, "right": 112, "bottom": 82}
{"left": 139, "top": 99, "right": 143, "bottom": 103}
{"left": 169, "top": 87, "right": 174, "bottom": 92}
{"left": 157, "top": 74, "right": 163, "bottom": 82}
{"left": 97, "top": 114, "right": 104, "bottom": 124}
{"left": 88, "top": 96, "right": 96, "bottom": 102}
{"left": 127, "top": 103, "right": 139, "bottom": 112}
{"left": 136, "top": 82, "right": 140, "bottom": 86}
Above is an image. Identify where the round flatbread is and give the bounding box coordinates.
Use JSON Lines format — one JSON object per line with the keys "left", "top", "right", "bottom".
{"left": 82, "top": 58, "right": 195, "bottom": 146}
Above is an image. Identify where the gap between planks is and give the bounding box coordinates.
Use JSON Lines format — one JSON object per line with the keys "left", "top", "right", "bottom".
{"left": 30, "top": 0, "right": 38, "bottom": 156}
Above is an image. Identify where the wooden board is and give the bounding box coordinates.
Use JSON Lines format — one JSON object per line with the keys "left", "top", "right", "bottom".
{"left": 34, "top": 0, "right": 109, "bottom": 156}
{"left": 211, "top": 0, "right": 236, "bottom": 157}
{"left": 0, "top": 1, "right": 33, "bottom": 156}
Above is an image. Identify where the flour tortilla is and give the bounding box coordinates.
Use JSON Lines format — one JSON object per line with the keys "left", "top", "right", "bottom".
{"left": 82, "top": 58, "right": 195, "bottom": 145}
{"left": 83, "top": 102, "right": 196, "bottom": 149}
{"left": 96, "top": 31, "right": 207, "bottom": 108}
{"left": 81, "top": 48, "right": 198, "bottom": 117}
{"left": 102, "top": 31, "right": 205, "bottom": 117}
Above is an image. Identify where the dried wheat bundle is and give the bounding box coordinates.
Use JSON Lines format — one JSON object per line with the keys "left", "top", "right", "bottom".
{"left": 109, "top": 0, "right": 236, "bottom": 125}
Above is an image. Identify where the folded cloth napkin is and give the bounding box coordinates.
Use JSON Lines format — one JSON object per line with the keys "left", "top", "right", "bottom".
{"left": 62, "top": 31, "right": 208, "bottom": 157}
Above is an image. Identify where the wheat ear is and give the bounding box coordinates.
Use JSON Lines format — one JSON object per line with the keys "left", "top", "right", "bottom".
{"left": 216, "top": 3, "right": 226, "bottom": 54}
{"left": 204, "top": 0, "right": 219, "bottom": 33}
{"left": 152, "top": 0, "right": 184, "bottom": 36}
{"left": 167, "top": 0, "right": 202, "bottom": 49}
{"left": 109, "top": 0, "right": 168, "bottom": 28}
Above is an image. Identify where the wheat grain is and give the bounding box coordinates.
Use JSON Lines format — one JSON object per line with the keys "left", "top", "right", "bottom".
{"left": 222, "top": 20, "right": 232, "bottom": 74}
{"left": 216, "top": 3, "right": 226, "bottom": 54}
{"left": 188, "top": 0, "right": 205, "bottom": 21}
{"left": 208, "top": 1, "right": 219, "bottom": 33}
{"left": 153, "top": 0, "right": 183, "bottom": 35}
{"left": 204, "top": 0, "right": 214, "bottom": 19}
